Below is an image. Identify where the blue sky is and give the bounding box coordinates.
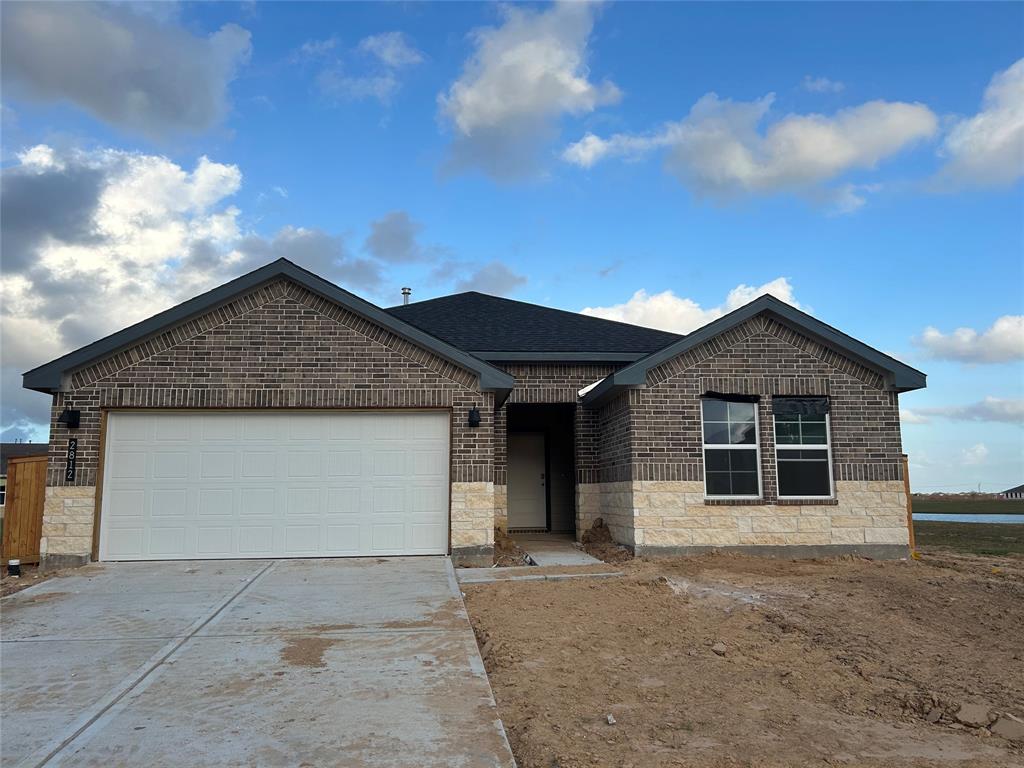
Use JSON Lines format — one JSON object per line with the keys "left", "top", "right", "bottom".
{"left": 1, "top": 1, "right": 1022, "bottom": 492}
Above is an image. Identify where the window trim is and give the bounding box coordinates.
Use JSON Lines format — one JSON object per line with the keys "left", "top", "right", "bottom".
{"left": 700, "top": 398, "right": 763, "bottom": 501}
{"left": 774, "top": 412, "right": 835, "bottom": 500}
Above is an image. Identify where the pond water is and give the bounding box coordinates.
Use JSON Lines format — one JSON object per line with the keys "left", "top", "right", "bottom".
{"left": 912, "top": 514, "right": 1024, "bottom": 524}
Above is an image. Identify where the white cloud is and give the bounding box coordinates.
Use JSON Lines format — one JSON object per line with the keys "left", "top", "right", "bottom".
{"left": 318, "top": 67, "right": 399, "bottom": 104}
{"left": 304, "top": 31, "right": 423, "bottom": 106}
{"left": 801, "top": 75, "right": 845, "bottom": 94}
{"left": 961, "top": 443, "right": 989, "bottom": 466}
{"left": 900, "top": 409, "right": 930, "bottom": 425}
{"left": 0, "top": 145, "right": 381, "bottom": 440}
{"left": 296, "top": 37, "right": 338, "bottom": 60}
{"left": 454, "top": 261, "right": 527, "bottom": 296}
{"left": 0, "top": 2, "right": 251, "bottom": 138}
{"left": 364, "top": 211, "right": 427, "bottom": 263}
{"left": 563, "top": 93, "right": 937, "bottom": 209}
{"left": 939, "top": 58, "right": 1024, "bottom": 186}
{"left": 358, "top": 32, "right": 423, "bottom": 69}
{"left": 913, "top": 315, "right": 1024, "bottom": 363}
{"left": 439, "top": 2, "right": 620, "bottom": 180}
{"left": 580, "top": 277, "right": 803, "bottom": 334}
{"left": 904, "top": 398, "right": 1024, "bottom": 426}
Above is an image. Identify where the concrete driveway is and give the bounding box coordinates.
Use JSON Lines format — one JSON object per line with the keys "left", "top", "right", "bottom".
{"left": 1, "top": 558, "right": 515, "bottom": 768}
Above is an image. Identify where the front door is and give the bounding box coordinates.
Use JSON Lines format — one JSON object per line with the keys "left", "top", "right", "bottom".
{"left": 508, "top": 432, "right": 546, "bottom": 529}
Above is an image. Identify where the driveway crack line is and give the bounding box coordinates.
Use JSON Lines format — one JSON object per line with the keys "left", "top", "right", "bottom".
{"left": 16, "top": 560, "right": 277, "bottom": 768}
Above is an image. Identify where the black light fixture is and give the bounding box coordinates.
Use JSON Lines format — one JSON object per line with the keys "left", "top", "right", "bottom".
{"left": 467, "top": 407, "right": 481, "bottom": 428}
{"left": 57, "top": 409, "right": 81, "bottom": 429}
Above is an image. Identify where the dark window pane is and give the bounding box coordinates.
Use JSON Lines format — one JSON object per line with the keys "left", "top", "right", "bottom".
{"left": 778, "top": 459, "right": 831, "bottom": 496}
{"left": 705, "top": 451, "right": 732, "bottom": 472}
{"left": 706, "top": 471, "right": 732, "bottom": 495}
{"left": 705, "top": 450, "right": 760, "bottom": 496}
{"left": 731, "top": 472, "right": 759, "bottom": 495}
{"left": 702, "top": 399, "right": 728, "bottom": 422}
{"left": 727, "top": 401, "right": 756, "bottom": 423}
{"left": 775, "top": 421, "right": 801, "bottom": 444}
{"left": 729, "top": 450, "right": 758, "bottom": 471}
{"left": 730, "top": 422, "right": 757, "bottom": 445}
{"left": 703, "top": 422, "right": 730, "bottom": 445}
{"left": 801, "top": 421, "right": 827, "bottom": 444}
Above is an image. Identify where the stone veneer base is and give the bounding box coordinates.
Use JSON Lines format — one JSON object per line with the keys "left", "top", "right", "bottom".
{"left": 40, "top": 553, "right": 92, "bottom": 571}
{"left": 633, "top": 544, "right": 910, "bottom": 560}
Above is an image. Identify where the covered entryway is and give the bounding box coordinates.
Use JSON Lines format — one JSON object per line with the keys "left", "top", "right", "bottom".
{"left": 506, "top": 404, "right": 575, "bottom": 534}
{"left": 99, "top": 410, "right": 449, "bottom": 560}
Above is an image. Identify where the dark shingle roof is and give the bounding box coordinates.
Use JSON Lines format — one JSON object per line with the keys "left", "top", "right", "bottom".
{"left": 386, "top": 292, "right": 681, "bottom": 359}
{"left": 1, "top": 443, "right": 48, "bottom": 474}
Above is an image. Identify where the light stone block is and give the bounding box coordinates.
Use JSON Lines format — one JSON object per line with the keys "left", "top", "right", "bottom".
{"left": 864, "top": 527, "right": 909, "bottom": 545}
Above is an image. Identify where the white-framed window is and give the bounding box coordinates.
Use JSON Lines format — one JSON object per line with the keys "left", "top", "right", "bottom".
{"left": 773, "top": 403, "right": 834, "bottom": 499}
{"left": 700, "top": 398, "right": 761, "bottom": 498}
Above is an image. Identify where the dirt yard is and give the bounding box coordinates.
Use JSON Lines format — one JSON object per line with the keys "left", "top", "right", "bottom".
{"left": 465, "top": 550, "right": 1024, "bottom": 768}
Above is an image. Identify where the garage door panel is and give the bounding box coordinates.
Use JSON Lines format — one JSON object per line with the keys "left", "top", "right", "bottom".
{"left": 287, "top": 452, "right": 321, "bottom": 478}
{"left": 153, "top": 418, "right": 189, "bottom": 441}
{"left": 101, "top": 411, "right": 449, "bottom": 560}
{"left": 243, "top": 415, "right": 280, "bottom": 441}
{"left": 149, "top": 527, "right": 187, "bottom": 556}
{"left": 201, "top": 416, "right": 238, "bottom": 442}
{"left": 108, "top": 489, "right": 146, "bottom": 518}
{"left": 153, "top": 452, "right": 189, "bottom": 479}
{"left": 241, "top": 487, "right": 276, "bottom": 516}
{"left": 238, "top": 526, "right": 273, "bottom": 555}
{"left": 325, "top": 524, "right": 360, "bottom": 553}
{"left": 325, "top": 487, "right": 361, "bottom": 515}
{"left": 107, "top": 528, "right": 145, "bottom": 557}
{"left": 241, "top": 452, "right": 276, "bottom": 478}
{"left": 152, "top": 489, "right": 187, "bottom": 517}
{"left": 196, "top": 527, "right": 233, "bottom": 556}
{"left": 111, "top": 452, "right": 146, "bottom": 479}
{"left": 198, "top": 488, "right": 234, "bottom": 517}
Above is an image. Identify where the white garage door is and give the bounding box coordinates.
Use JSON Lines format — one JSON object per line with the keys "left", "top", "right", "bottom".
{"left": 100, "top": 411, "right": 449, "bottom": 561}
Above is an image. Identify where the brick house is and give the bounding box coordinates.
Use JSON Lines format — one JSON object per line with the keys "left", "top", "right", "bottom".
{"left": 23, "top": 259, "right": 925, "bottom": 568}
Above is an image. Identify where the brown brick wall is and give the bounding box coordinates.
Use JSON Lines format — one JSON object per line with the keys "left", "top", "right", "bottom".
{"left": 623, "top": 315, "right": 903, "bottom": 502}
{"left": 46, "top": 278, "right": 494, "bottom": 489}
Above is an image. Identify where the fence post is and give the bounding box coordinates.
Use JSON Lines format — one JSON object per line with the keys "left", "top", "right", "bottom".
{"left": 901, "top": 453, "right": 915, "bottom": 551}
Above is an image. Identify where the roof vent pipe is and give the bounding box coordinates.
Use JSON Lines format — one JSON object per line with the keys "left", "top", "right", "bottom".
{"left": 401, "top": 287, "right": 411, "bottom": 305}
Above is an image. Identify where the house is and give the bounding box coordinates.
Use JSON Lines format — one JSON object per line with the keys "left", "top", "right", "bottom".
{"left": 23, "top": 259, "right": 925, "bottom": 569}
{"left": 0, "top": 442, "right": 49, "bottom": 514}
{"left": 999, "top": 484, "right": 1024, "bottom": 500}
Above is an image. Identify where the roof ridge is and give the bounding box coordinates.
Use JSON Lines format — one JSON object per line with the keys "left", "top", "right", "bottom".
{"left": 388, "top": 290, "right": 684, "bottom": 339}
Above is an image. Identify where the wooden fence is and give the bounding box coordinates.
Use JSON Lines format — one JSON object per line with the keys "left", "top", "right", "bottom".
{"left": 2, "top": 455, "right": 48, "bottom": 565}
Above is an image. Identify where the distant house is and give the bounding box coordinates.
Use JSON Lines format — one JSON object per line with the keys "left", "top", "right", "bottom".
{"left": 999, "top": 484, "right": 1024, "bottom": 500}
{"left": 0, "top": 443, "right": 49, "bottom": 512}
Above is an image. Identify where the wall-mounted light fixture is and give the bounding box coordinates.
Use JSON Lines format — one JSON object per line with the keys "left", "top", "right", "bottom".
{"left": 57, "top": 409, "right": 81, "bottom": 429}
{"left": 467, "top": 408, "right": 481, "bottom": 428}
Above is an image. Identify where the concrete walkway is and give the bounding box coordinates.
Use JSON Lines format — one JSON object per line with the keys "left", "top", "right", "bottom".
{"left": 514, "top": 533, "right": 603, "bottom": 566}
{"left": 1, "top": 558, "right": 515, "bottom": 768}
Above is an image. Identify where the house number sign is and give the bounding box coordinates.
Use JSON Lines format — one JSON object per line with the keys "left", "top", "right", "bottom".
{"left": 65, "top": 438, "right": 78, "bottom": 482}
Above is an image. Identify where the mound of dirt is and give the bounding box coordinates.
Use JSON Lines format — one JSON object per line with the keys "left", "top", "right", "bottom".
{"left": 493, "top": 527, "right": 529, "bottom": 567}
{"left": 581, "top": 518, "right": 633, "bottom": 564}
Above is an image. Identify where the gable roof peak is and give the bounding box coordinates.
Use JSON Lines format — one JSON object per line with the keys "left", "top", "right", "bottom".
{"left": 23, "top": 259, "right": 514, "bottom": 395}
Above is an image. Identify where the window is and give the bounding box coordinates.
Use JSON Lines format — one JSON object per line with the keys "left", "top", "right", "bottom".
{"left": 0, "top": 475, "right": 5, "bottom": 506}
{"left": 701, "top": 398, "right": 760, "bottom": 498}
{"left": 773, "top": 399, "right": 833, "bottom": 498}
